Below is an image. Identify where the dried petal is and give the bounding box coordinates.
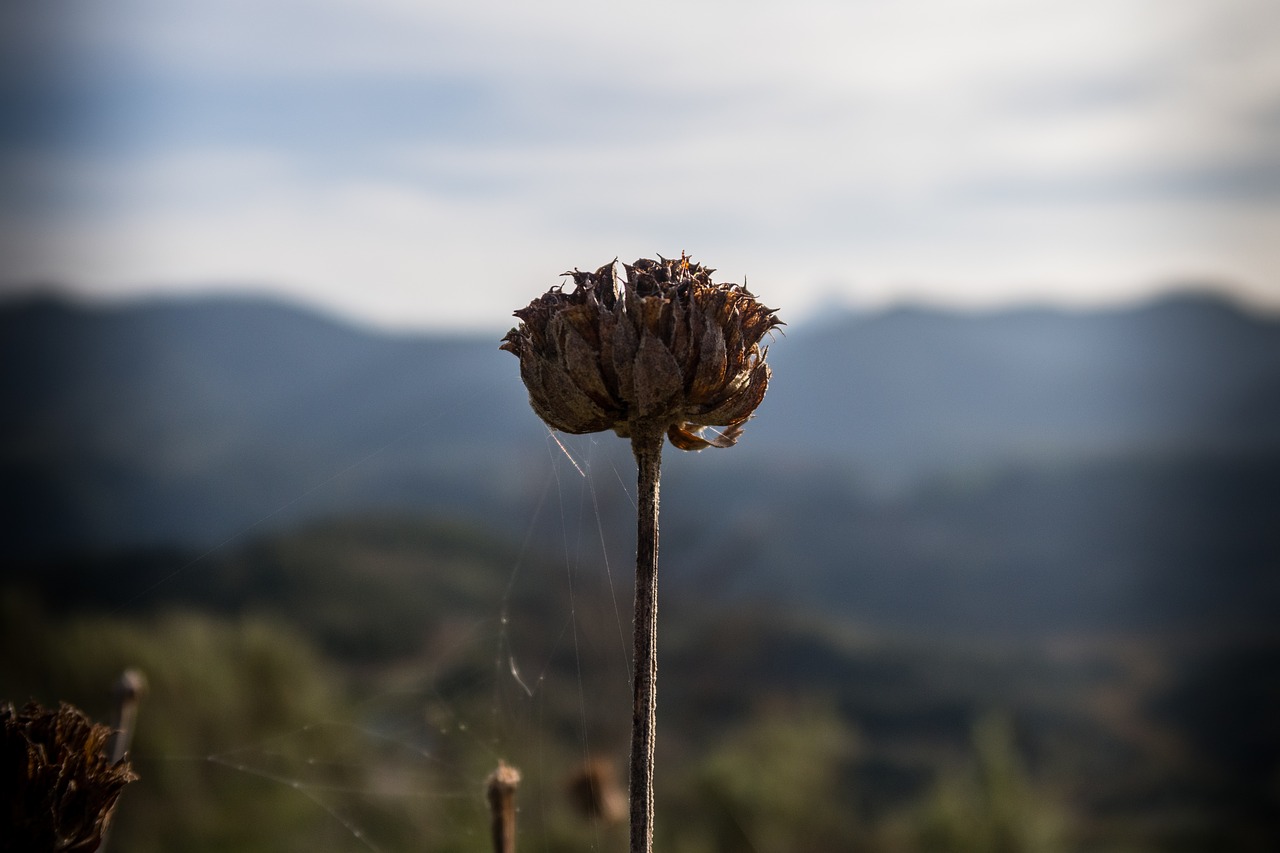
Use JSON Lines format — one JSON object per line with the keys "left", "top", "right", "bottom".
{"left": 525, "top": 357, "right": 612, "bottom": 434}
{"left": 690, "top": 315, "right": 728, "bottom": 399}
{"left": 633, "top": 332, "right": 683, "bottom": 418}
{"left": 698, "top": 362, "right": 771, "bottom": 426}
{"left": 555, "top": 313, "right": 617, "bottom": 413}
{"left": 610, "top": 310, "right": 640, "bottom": 404}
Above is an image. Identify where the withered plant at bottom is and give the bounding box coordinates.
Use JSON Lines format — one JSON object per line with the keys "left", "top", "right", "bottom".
{"left": 1, "top": 700, "right": 138, "bottom": 852}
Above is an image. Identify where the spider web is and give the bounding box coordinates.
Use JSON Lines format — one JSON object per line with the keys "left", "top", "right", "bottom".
{"left": 111, "top": 422, "right": 646, "bottom": 853}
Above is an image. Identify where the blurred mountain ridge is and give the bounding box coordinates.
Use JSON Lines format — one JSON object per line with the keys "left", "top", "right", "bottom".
{"left": 756, "top": 291, "right": 1280, "bottom": 481}
{"left": 4, "top": 288, "right": 1280, "bottom": 563}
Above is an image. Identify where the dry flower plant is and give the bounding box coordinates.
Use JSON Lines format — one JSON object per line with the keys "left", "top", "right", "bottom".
{"left": 503, "top": 254, "right": 780, "bottom": 853}
{"left": 0, "top": 700, "right": 138, "bottom": 853}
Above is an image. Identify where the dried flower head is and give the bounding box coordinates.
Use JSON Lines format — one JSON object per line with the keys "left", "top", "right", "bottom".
{"left": 1, "top": 700, "right": 138, "bottom": 852}
{"left": 566, "top": 756, "right": 627, "bottom": 825}
{"left": 501, "top": 255, "right": 781, "bottom": 450}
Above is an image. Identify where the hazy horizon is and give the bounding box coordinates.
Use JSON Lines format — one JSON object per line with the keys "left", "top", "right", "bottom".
{"left": 5, "top": 271, "right": 1277, "bottom": 337}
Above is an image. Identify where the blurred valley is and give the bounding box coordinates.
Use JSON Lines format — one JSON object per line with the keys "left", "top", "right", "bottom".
{"left": 2, "top": 292, "right": 1279, "bottom": 851}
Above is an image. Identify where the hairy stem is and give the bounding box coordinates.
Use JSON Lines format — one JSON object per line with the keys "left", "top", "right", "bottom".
{"left": 629, "top": 426, "right": 664, "bottom": 853}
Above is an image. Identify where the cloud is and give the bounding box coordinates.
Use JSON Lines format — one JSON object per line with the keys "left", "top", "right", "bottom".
{"left": 2, "top": 0, "right": 1278, "bottom": 328}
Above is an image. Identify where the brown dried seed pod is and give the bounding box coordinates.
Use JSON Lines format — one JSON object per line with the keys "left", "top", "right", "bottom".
{"left": 501, "top": 255, "right": 782, "bottom": 450}
{"left": 1, "top": 701, "right": 138, "bottom": 852}
{"left": 565, "top": 756, "right": 627, "bottom": 825}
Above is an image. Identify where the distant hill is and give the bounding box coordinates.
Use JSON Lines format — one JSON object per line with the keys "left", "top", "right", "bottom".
{"left": 755, "top": 294, "right": 1280, "bottom": 482}
{"left": 4, "top": 291, "right": 1280, "bottom": 560}
{"left": 0, "top": 295, "right": 541, "bottom": 555}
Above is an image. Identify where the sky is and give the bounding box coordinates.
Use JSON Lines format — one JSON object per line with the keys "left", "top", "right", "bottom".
{"left": 1, "top": 0, "right": 1278, "bottom": 332}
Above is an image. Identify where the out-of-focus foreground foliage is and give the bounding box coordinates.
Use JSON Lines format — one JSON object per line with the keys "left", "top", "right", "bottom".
{"left": 3, "top": 515, "right": 1277, "bottom": 852}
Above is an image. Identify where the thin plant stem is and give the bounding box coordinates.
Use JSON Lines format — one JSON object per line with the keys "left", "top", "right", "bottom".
{"left": 629, "top": 425, "right": 663, "bottom": 853}
{"left": 486, "top": 761, "right": 521, "bottom": 853}
{"left": 97, "top": 668, "right": 147, "bottom": 853}
{"left": 106, "top": 668, "right": 146, "bottom": 766}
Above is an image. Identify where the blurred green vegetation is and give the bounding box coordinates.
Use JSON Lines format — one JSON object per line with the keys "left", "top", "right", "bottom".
{"left": 662, "top": 701, "right": 862, "bottom": 852}
{"left": 3, "top": 516, "right": 1277, "bottom": 851}
{"left": 2, "top": 592, "right": 353, "bottom": 853}
{"left": 911, "top": 715, "right": 1066, "bottom": 853}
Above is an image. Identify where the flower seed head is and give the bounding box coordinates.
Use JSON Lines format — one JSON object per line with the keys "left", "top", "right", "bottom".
{"left": 1, "top": 701, "right": 138, "bottom": 852}
{"left": 501, "top": 255, "right": 781, "bottom": 450}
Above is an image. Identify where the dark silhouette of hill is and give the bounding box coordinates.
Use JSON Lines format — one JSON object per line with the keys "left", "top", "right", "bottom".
{"left": 1, "top": 295, "right": 541, "bottom": 554}
{"left": 3, "top": 290, "right": 1280, "bottom": 636}
{"left": 753, "top": 294, "right": 1280, "bottom": 483}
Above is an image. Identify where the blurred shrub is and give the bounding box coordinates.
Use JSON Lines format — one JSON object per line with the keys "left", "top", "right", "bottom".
{"left": 661, "top": 700, "right": 863, "bottom": 852}
{"left": 912, "top": 714, "right": 1067, "bottom": 853}
{"left": 0, "top": 591, "right": 446, "bottom": 853}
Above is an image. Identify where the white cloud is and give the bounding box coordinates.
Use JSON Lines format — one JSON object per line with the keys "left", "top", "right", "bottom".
{"left": 3, "top": 0, "right": 1278, "bottom": 328}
